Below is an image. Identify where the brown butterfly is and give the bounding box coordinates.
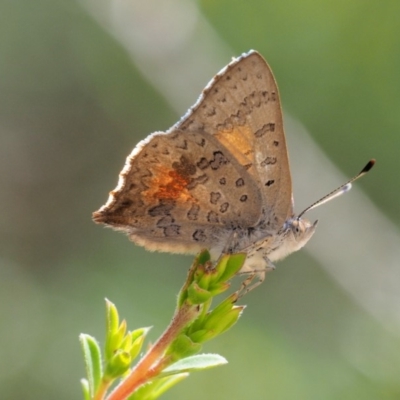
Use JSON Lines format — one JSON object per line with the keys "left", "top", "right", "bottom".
{"left": 93, "top": 50, "right": 374, "bottom": 289}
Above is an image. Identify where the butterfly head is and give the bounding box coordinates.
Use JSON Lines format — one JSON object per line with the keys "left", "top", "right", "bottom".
{"left": 285, "top": 217, "right": 318, "bottom": 252}
{"left": 287, "top": 217, "right": 318, "bottom": 249}
{"left": 269, "top": 217, "right": 318, "bottom": 262}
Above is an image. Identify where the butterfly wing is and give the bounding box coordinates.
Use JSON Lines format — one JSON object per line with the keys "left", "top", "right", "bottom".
{"left": 93, "top": 51, "right": 293, "bottom": 255}
{"left": 93, "top": 129, "right": 262, "bottom": 254}
{"left": 173, "top": 50, "right": 293, "bottom": 229}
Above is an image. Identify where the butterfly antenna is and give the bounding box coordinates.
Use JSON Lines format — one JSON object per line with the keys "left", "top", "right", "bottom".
{"left": 297, "top": 159, "right": 375, "bottom": 219}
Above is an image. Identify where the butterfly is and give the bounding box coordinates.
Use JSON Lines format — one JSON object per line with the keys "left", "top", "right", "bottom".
{"left": 93, "top": 50, "right": 374, "bottom": 291}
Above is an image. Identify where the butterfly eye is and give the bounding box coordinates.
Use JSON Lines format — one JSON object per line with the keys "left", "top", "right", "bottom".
{"left": 291, "top": 220, "right": 300, "bottom": 234}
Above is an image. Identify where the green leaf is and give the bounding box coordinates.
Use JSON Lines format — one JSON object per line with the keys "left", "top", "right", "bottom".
{"left": 178, "top": 250, "right": 214, "bottom": 307}
{"left": 116, "top": 319, "right": 127, "bottom": 343}
{"left": 210, "top": 253, "right": 229, "bottom": 282}
{"left": 105, "top": 298, "right": 119, "bottom": 333}
{"left": 187, "top": 282, "right": 212, "bottom": 304}
{"left": 105, "top": 299, "right": 121, "bottom": 360}
{"left": 204, "top": 293, "right": 236, "bottom": 323}
{"left": 217, "top": 253, "right": 246, "bottom": 282}
{"left": 162, "top": 354, "right": 228, "bottom": 374}
{"left": 120, "top": 329, "right": 133, "bottom": 352}
{"left": 130, "top": 326, "right": 151, "bottom": 343}
{"left": 196, "top": 266, "right": 212, "bottom": 290}
{"left": 189, "top": 306, "right": 243, "bottom": 343}
{"left": 203, "top": 303, "right": 242, "bottom": 332}
{"left": 80, "top": 378, "right": 90, "bottom": 400}
{"left": 208, "top": 281, "right": 230, "bottom": 296}
{"left": 196, "top": 249, "right": 212, "bottom": 266}
{"left": 187, "top": 329, "right": 208, "bottom": 343}
{"left": 128, "top": 374, "right": 189, "bottom": 400}
{"left": 166, "top": 334, "right": 202, "bottom": 359}
{"left": 130, "top": 327, "right": 151, "bottom": 361}
{"left": 80, "top": 334, "right": 102, "bottom": 397}
{"left": 105, "top": 350, "right": 131, "bottom": 378}
{"left": 209, "top": 306, "right": 244, "bottom": 335}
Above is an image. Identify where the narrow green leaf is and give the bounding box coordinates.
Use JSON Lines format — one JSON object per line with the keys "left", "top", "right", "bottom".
{"left": 196, "top": 249, "right": 211, "bottom": 266}
{"left": 147, "top": 374, "right": 189, "bottom": 399}
{"left": 189, "top": 307, "right": 243, "bottom": 344}
{"left": 203, "top": 293, "right": 236, "bottom": 326}
{"left": 210, "top": 253, "right": 229, "bottom": 282}
{"left": 116, "top": 319, "right": 127, "bottom": 342}
{"left": 79, "top": 334, "right": 102, "bottom": 396}
{"left": 120, "top": 329, "right": 133, "bottom": 352}
{"left": 127, "top": 374, "right": 189, "bottom": 400}
{"left": 185, "top": 298, "right": 211, "bottom": 335}
{"left": 208, "top": 281, "right": 230, "bottom": 296}
{"left": 130, "top": 326, "right": 151, "bottom": 342}
{"left": 105, "top": 350, "right": 131, "bottom": 378}
{"left": 80, "top": 378, "right": 90, "bottom": 400}
{"left": 187, "top": 282, "right": 212, "bottom": 304}
{"left": 217, "top": 253, "right": 246, "bottom": 282}
{"left": 203, "top": 307, "right": 237, "bottom": 333}
{"left": 187, "top": 328, "right": 207, "bottom": 343}
{"left": 162, "top": 354, "right": 227, "bottom": 374}
{"left": 196, "top": 266, "right": 212, "bottom": 290}
{"left": 105, "top": 298, "right": 119, "bottom": 333}
{"left": 177, "top": 254, "right": 204, "bottom": 307}
{"left": 166, "top": 334, "right": 202, "bottom": 359}
{"left": 105, "top": 318, "right": 127, "bottom": 362}
{"left": 129, "top": 328, "right": 150, "bottom": 361}
{"left": 209, "top": 306, "right": 244, "bottom": 336}
{"left": 105, "top": 299, "right": 120, "bottom": 360}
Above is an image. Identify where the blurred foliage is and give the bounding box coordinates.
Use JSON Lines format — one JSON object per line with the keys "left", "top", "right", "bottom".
{"left": 0, "top": 0, "right": 399, "bottom": 399}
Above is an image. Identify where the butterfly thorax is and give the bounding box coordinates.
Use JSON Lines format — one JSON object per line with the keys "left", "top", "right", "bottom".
{"left": 223, "top": 216, "right": 318, "bottom": 272}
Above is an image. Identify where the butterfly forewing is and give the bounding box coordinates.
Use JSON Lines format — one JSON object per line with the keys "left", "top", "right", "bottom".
{"left": 93, "top": 50, "right": 294, "bottom": 256}
{"left": 173, "top": 51, "right": 293, "bottom": 229}
{"left": 93, "top": 129, "right": 262, "bottom": 253}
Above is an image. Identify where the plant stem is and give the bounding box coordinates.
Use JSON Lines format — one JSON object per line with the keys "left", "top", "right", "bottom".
{"left": 106, "top": 303, "right": 199, "bottom": 400}
{"left": 94, "top": 379, "right": 112, "bottom": 400}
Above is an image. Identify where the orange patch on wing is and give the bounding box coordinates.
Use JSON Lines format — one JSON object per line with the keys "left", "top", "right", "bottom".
{"left": 215, "top": 125, "right": 255, "bottom": 164}
{"left": 143, "top": 168, "right": 195, "bottom": 202}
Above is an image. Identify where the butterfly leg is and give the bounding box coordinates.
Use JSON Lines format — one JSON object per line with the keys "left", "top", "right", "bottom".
{"left": 237, "top": 256, "right": 275, "bottom": 297}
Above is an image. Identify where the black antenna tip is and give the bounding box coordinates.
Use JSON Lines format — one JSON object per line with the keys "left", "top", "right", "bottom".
{"left": 362, "top": 159, "right": 376, "bottom": 174}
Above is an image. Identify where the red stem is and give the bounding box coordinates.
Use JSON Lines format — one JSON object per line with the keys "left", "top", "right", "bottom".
{"left": 106, "top": 304, "right": 198, "bottom": 400}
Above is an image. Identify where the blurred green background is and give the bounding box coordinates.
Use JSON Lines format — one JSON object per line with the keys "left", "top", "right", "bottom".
{"left": 1, "top": 1, "right": 399, "bottom": 399}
